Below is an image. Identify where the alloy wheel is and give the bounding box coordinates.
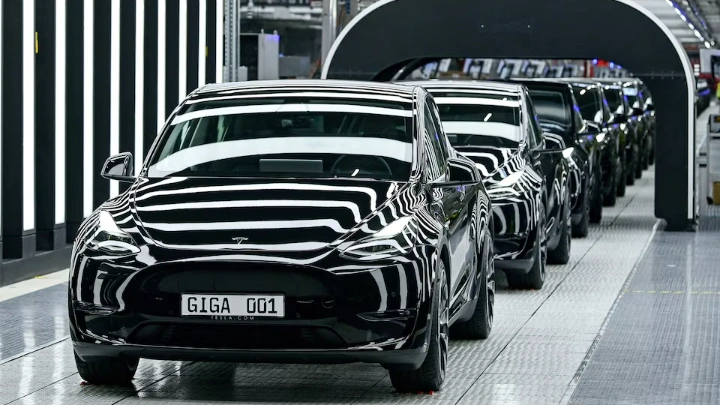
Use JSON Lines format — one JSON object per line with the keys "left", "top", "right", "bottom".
{"left": 437, "top": 267, "right": 449, "bottom": 380}
{"left": 486, "top": 241, "right": 495, "bottom": 330}
{"left": 538, "top": 213, "right": 548, "bottom": 281}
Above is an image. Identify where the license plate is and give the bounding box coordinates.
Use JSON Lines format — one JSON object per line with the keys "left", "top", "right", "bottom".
{"left": 181, "top": 294, "right": 284, "bottom": 317}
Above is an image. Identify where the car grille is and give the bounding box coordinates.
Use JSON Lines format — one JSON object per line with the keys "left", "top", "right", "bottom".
{"left": 128, "top": 323, "right": 348, "bottom": 350}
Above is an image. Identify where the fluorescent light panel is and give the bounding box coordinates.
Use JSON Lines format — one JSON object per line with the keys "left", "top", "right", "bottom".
{"left": 83, "top": 0, "right": 94, "bottom": 216}
{"left": 56, "top": 0, "right": 67, "bottom": 223}
{"left": 157, "top": 0, "right": 166, "bottom": 132}
{"left": 23, "top": 0, "right": 35, "bottom": 230}
{"left": 109, "top": 0, "right": 121, "bottom": 198}
{"left": 198, "top": 0, "right": 207, "bottom": 87}
{"left": 135, "top": 0, "right": 145, "bottom": 173}
{"left": 216, "top": 0, "right": 223, "bottom": 83}
{"left": 178, "top": 0, "right": 187, "bottom": 100}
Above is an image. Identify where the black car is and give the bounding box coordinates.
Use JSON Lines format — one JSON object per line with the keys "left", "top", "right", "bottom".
{"left": 69, "top": 81, "right": 496, "bottom": 393}
{"left": 560, "top": 79, "right": 624, "bottom": 206}
{"left": 600, "top": 81, "right": 637, "bottom": 189}
{"left": 597, "top": 78, "right": 651, "bottom": 176}
{"left": 413, "top": 81, "right": 572, "bottom": 290}
{"left": 636, "top": 80, "right": 655, "bottom": 166}
{"left": 509, "top": 79, "right": 603, "bottom": 235}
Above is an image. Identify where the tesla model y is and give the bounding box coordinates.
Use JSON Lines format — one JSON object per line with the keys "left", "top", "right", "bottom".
{"left": 69, "top": 81, "right": 495, "bottom": 392}
{"left": 407, "top": 81, "right": 571, "bottom": 290}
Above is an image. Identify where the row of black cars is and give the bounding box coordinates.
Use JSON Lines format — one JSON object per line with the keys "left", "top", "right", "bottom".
{"left": 67, "top": 77, "right": 656, "bottom": 394}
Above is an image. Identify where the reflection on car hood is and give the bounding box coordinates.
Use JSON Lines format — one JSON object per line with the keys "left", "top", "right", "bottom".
{"left": 453, "top": 146, "right": 521, "bottom": 182}
{"left": 129, "top": 177, "right": 410, "bottom": 252}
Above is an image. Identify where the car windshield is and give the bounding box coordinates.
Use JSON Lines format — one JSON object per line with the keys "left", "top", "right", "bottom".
{"left": 572, "top": 86, "right": 603, "bottom": 123}
{"left": 429, "top": 92, "right": 522, "bottom": 149}
{"left": 604, "top": 88, "right": 625, "bottom": 114}
{"left": 526, "top": 89, "right": 572, "bottom": 138}
{"left": 147, "top": 97, "right": 414, "bottom": 181}
{"left": 622, "top": 86, "right": 641, "bottom": 109}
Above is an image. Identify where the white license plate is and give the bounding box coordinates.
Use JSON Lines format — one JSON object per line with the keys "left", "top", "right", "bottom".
{"left": 181, "top": 294, "right": 284, "bottom": 317}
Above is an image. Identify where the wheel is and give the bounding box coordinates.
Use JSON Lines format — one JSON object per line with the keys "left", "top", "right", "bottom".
{"left": 649, "top": 141, "right": 655, "bottom": 165}
{"left": 74, "top": 351, "right": 138, "bottom": 385}
{"left": 642, "top": 147, "right": 649, "bottom": 170}
{"left": 589, "top": 171, "right": 603, "bottom": 224}
{"left": 548, "top": 196, "right": 571, "bottom": 265}
{"left": 626, "top": 146, "right": 637, "bottom": 186}
{"left": 603, "top": 155, "right": 619, "bottom": 207}
{"left": 452, "top": 235, "right": 494, "bottom": 339}
{"left": 572, "top": 180, "right": 589, "bottom": 238}
{"left": 616, "top": 153, "right": 627, "bottom": 197}
{"left": 506, "top": 201, "right": 546, "bottom": 290}
{"left": 390, "top": 261, "right": 449, "bottom": 392}
{"left": 634, "top": 148, "right": 643, "bottom": 179}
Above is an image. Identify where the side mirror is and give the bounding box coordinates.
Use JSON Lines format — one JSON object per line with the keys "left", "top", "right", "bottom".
{"left": 430, "top": 157, "right": 479, "bottom": 187}
{"left": 613, "top": 113, "right": 627, "bottom": 123}
{"left": 540, "top": 132, "right": 566, "bottom": 151}
{"left": 101, "top": 152, "right": 136, "bottom": 183}
{"left": 645, "top": 104, "right": 654, "bottom": 112}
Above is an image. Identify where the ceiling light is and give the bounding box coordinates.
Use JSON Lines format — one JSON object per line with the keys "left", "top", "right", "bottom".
{"left": 695, "top": 29, "right": 704, "bottom": 39}
{"left": 706, "top": 41, "right": 712, "bottom": 48}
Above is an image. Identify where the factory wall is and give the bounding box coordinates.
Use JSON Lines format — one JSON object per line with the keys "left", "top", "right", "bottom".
{"left": 0, "top": 0, "right": 224, "bottom": 274}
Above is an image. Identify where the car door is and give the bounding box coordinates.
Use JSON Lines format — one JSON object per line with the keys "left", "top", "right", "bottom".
{"left": 526, "top": 91, "right": 558, "bottom": 221}
{"left": 422, "top": 98, "right": 471, "bottom": 299}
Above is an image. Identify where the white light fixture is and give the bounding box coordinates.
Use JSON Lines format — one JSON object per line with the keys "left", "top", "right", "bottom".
{"left": 705, "top": 41, "right": 712, "bottom": 48}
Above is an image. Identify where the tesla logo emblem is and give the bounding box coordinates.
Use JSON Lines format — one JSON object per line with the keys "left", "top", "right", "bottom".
{"left": 232, "top": 237, "right": 249, "bottom": 244}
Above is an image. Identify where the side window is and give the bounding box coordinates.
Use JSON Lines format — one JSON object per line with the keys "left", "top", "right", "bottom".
{"left": 524, "top": 93, "right": 544, "bottom": 147}
{"left": 428, "top": 100, "right": 451, "bottom": 159}
{"left": 423, "top": 106, "right": 445, "bottom": 181}
{"left": 599, "top": 91, "right": 612, "bottom": 123}
{"left": 423, "top": 103, "right": 448, "bottom": 181}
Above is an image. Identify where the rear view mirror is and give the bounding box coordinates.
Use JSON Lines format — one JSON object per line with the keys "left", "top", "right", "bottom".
{"left": 542, "top": 132, "right": 566, "bottom": 150}
{"left": 101, "top": 152, "right": 136, "bottom": 183}
{"left": 429, "top": 157, "right": 479, "bottom": 187}
{"left": 612, "top": 113, "right": 627, "bottom": 124}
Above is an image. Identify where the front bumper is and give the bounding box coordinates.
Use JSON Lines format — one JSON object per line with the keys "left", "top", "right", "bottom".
{"left": 73, "top": 339, "right": 427, "bottom": 368}
{"left": 69, "top": 257, "right": 432, "bottom": 367}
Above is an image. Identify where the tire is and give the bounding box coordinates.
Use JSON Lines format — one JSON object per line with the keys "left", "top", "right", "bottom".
{"left": 452, "top": 237, "right": 494, "bottom": 339}
{"left": 616, "top": 154, "right": 627, "bottom": 197}
{"left": 548, "top": 196, "right": 571, "bottom": 265}
{"left": 635, "top": 151, "right": 643, "bottom": 178}
{"left": 390, "top": 261, "right": 449, "bottom": 393}
{"left": 626, "top": 146, "right": 637, "bottom": 186}
{"left": 506, "top": 201, "right": 546, "bottom": 290}
{"left": 74, "top": 352, "right": 138, "bottom": 385}
{"left": 572, "top": 180, "right": 589, "bottom": 238}
{"left": 603, "top": 155, "right": 619, "bottom": 207}
{"left": 589, "top": 171, "right": 603, "bottom": 224}
{"left": 649, "top": 140, "right": 655, "bottom": 165}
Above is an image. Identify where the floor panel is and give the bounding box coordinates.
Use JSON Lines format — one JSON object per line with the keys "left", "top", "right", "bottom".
{"left": 0, "top": 167, "right": 658, "bottom": 404}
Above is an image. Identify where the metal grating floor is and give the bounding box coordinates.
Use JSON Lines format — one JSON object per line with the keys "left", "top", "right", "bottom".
{"left": 0, "top": 164, "right": 662, "bottom": 405}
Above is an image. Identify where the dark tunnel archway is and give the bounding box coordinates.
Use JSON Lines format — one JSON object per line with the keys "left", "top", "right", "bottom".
{"left": 321, "top": 0, "right": 696, "bottom": 231}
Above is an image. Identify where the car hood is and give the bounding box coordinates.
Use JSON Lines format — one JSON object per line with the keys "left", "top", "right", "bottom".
{"left": 453, "top": 146, "right": 521, "bottom": 182}
{"left": 129, "top": 177, "right": 409, "bottom": 252}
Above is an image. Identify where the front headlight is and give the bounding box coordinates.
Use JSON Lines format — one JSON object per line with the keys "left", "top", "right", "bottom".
{"left": 86, "top": 211, "right": 140, "bottom": 256}
{"left": 339, "top": 217, "right": 416, "bottom": 261}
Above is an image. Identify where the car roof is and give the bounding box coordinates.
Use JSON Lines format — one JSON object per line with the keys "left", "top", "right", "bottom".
{"left": 501, "top": 78, "right": 574, "bottom": 91}
{"left": 397, "top": 80, "right": 524, "bottom": 96}
{"left": 193, "top": 79, "right": 419, "bottom": 100}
